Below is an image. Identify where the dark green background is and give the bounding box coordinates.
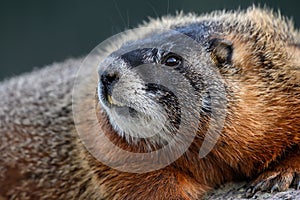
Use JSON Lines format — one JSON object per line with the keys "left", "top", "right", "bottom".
{"left": 1, "top": 0, "right": 299, "bottom": 80}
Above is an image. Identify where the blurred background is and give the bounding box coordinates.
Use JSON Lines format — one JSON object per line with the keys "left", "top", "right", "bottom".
{"left": 1, "top": 0, "right": 299, "bottom": 80}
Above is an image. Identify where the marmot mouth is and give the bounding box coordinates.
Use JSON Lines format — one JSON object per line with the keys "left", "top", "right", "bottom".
{"left": 100, "top": 95, "right": 139, "bottom": 119}
{"left": 113, "top": 105, "right": 138, "bottom": 118}
{"left": 99, "top": 86, "right": 113, "bottom": 108}
{"left": 98, "top": 85, "right": 140, "bottom": 118}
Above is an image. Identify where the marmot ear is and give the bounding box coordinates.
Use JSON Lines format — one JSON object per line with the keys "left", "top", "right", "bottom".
{"left": 208, "top": 38, "right": 233, "bottom": 67}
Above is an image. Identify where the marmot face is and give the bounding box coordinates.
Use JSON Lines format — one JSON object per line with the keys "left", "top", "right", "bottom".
{"left": 97, "top": 50, "right": 185, "bottom": 147}
{"left": 96, "top": 27, "right": 221, "bottom": 148}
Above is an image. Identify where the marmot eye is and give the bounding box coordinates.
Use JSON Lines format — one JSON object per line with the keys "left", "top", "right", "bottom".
{"left": 162, "top": 54, "right": 182, "bottom": 67}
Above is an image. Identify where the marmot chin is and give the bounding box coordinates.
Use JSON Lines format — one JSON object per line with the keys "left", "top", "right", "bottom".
{"left": 0, "top": 6, "right": 299, "bottom": 200}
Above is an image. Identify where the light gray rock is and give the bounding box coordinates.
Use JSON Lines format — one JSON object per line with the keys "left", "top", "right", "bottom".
{"left": 204, "top": 182, "right": 300, "bottom": 200}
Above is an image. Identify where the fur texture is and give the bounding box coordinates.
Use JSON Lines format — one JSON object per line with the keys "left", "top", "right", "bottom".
{"left": 0, "top": 7, "right": 299, "bottom": 200}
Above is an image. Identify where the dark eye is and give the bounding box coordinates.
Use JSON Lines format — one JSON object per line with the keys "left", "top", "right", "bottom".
{"left": 162, "top": 53, "right": 182, "bottom": 67}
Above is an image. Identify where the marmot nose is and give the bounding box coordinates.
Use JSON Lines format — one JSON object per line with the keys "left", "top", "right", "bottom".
{"left": 100, "top": 71, "right": 120, "bottom": 95}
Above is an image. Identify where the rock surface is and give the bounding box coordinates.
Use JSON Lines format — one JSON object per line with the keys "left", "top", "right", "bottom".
{"left": 204, "top": 182, "right": 300, "bottom": 200}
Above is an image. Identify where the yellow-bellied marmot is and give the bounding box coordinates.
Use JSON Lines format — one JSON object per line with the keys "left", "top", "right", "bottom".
{"left": 0, "top": 6, "right": 299, "bottom": 200}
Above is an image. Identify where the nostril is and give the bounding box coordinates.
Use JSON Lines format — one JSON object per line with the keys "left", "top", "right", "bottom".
{"left": 100, "top": 71, "right": 120, "bottom": 95}
{"left": 107, "top": 73, "right": 119, "bottom": 84}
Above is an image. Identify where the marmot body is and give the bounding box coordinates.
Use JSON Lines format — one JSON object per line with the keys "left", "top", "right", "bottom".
{"left": 0, "top": 7, "right": 299, "bottom": 200}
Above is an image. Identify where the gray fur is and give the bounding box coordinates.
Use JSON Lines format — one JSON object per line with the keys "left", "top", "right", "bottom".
{"left": 0, "top": 58, "right": 86, "bottom": 199}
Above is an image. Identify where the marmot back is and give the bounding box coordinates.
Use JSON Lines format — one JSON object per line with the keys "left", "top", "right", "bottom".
{"left": 0, "top": 7, "right": 299, "bottom": 200}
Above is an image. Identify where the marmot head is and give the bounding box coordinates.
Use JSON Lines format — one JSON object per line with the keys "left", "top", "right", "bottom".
{"left": 96, "top": 8, "right": 299, "bottom": 158}
{"left": 97, "top": 24, "right": 230, "bottom": 150}
{"left": 72, "top": 7, "right": 299, "bottom": 173}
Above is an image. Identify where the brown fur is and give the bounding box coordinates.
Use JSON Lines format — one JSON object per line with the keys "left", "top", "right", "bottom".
{"left": 0, "top": 7, "right": 299, "bottom": 200}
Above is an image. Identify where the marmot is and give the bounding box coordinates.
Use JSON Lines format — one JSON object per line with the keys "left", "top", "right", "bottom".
{"left": 0, "top": 7, "right": 299, "bottom": 200}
